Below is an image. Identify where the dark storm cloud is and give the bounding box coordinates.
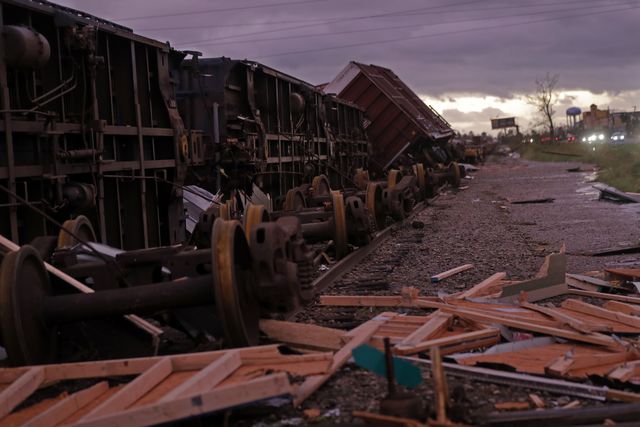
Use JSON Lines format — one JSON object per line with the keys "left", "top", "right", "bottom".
{"left": 55, "top": 0, "right": 640, "bottom": 99}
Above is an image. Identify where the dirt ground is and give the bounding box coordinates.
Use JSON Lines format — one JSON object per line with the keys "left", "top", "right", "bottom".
{"left": 235, "top": 156, "right": 640, "bottom": 426}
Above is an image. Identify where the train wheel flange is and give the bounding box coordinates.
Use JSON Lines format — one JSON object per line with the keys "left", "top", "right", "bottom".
{"left": 284, "top": 187, "right": 306, "bottom": 211}
{"left": 0, "top": 245, "right": 56, "bottom": 366}
{"left": 57, "top": 215, "right": 96, "bottom": 248}
{"left": 449, "top": 162, "right": 461, "bottom": 188}
{"left": 211, "top": 219, "right": 260, "bottom": 347}
{"left": 311, "top": 174, "right": 331, "bottom": 197}
{"left": 243, "top": 204, "right": 270, "bottom": 242}
{"left": 331, "top": 191, "right": 348, "bottom": 260}
{"left": 413, "top": 163, "right": 427, "bottom": 201}
{"left": 387, "top": 169, "right": 401, "bottom": 189}
{"left": 366, "top": 182, "right": 386, "bottom": 230}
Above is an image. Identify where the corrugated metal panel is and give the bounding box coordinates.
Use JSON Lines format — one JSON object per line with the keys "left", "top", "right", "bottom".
{"left": 325, "top": 61, "right": 454, "bottom": 170}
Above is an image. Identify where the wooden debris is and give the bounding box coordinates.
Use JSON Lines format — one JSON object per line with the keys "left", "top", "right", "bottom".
{"left": 593, "top": 183, "right": 640, "bottom": 204}
{"left": 395, "top": 329, "right": 500, "bottom": 356}
{"left": 430, "top": 347, "right": 450, "bottom": 424}
{"left": 528, "top": 393, "right": 545, "bottom": 409}
{"left": 561, "top": 299, "right": 640, "bottom": 328}
{"left": 456, "top": 272, "right": 507, "bottom": 299}
{"left": 570, "top": 289, "right": 640, "bottom": 305}
{"left": 0, "top": 346, "right": 337, "bottom": 425}
{"left": 565, "top": 273, "right": 614, "bottom": 291}
{"left": 494, "top": 401, "right": 530, "bottom": 410}
{"left": 562, "top": 400, "right": 581, "bottom": 409}
{"left": 431, "top": 264, "right": 474, "bottom": 283}
{"left": 259, "top": 319, "right": 346, "bottom": 351}
{"left": 603, "top": 301, "right": 640, "bottom": 316}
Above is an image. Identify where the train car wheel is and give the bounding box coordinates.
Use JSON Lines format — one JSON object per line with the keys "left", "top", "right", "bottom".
{"left": 57, "top": 215, "right": 96, "bottom": 248}
{"left": 211, "top": 220, "right": 259, "bottom": 347}
{"left": 331, "top": 191, "right": 348, "bottom": 260}
{"left": 0, "top": 245, "right": 56, "bottom": 365}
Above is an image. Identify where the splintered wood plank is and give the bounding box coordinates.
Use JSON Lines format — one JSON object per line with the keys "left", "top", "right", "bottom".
{"left": 23, "top": 382, "right": 109, "bottom": 427}
{"left": 218, "top": 357, "right": 332, "bottom": 387}
{"left": 431, "top": 264, "right": 474, "bottom": 283}
{"left": 561, "top": 299, "right": 640, "bottom": 328}
{"left": 293, "top": 316, "right": 386, "bottom": 406}
{"left": 439, "top": 305, "right": 617, "bottom": 347}
{"left": 603, "top": 301, "right": 640, "bottom": 316}
{"left": 62, "top": 385, "right": 124, "bottom": 425}
{"left": 570, "top": 290, "right": 640, "bottom": 305}
{"left": 159, "top": 351, "right": 241, "bottom": 402}
{"left": 0, "top": 393, "right": 67, "bottom": 427}
{"left": 80, "top": 358, "right": 173, "bottom": 421}
{"left": 608, "top": 360, "right": 640, "bottom": 382}
{"left": 130, "top": 371, "right": 196, "bottom": 408}
{"left": 520, "top": 302, "right": 602, "bottom": 334}
{"left": 0, "top": 367, "right": 44, "bottom": 419}
{"left": 545, "top": 352, "right": 635, "bottom": 376}
{"left": 0, "top": 345, "right": 281, "bottom": 386}
{"left": 430, "top": 347, "right": 449, "bottom": 423}
{"left": 71, "top": 374, "right": 292, "bottom": 427}
{"left": 457, "top": 272, "right": 507, "bottom": 299}
{"left": 259, "top": 319, "right": 345, "bottom": 351}
{"left": 395, "top": 329, "right": 500, "bottom": 355}
{"left": 398, "top": 313, "right": 453, "bottom": 346}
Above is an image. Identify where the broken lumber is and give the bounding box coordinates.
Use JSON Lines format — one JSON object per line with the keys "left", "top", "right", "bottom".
{"left": 395, "top": 329, "right": 500, "bottom": 356}
{"left": 293, "top": 314, "right": 389, "bottom": 405}
{"left": 603, "top": 301, "right": 640, "bottom": 316}
{"left": 259, "top": 319, "right": 346, "bottom": 351}
{"left": 430, "top": 347, "right": 450, "bottom": 424}
{"left": 570, "top": 289, "right": 640, "bottom": 304}
{"left": 561, "top": 299, "right": 640, "bottom": 328}
{"left": 431, "top": 264, "right": 474, "bottom": 283}
{"left": 510, "top": 198, "right": 554, "bottom": 205}
{"left": 457, "top": 272, "right": 507, "bottom": 299}
{"left": 397, "top": 312, "right": 453, "bottom": 346}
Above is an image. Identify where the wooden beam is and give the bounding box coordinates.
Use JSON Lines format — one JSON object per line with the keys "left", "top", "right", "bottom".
{"left": 430, "top": 346, "right": 449, "bottom": 423}
{"left": 71, "top": 373, "right": 292, "bottom": 427}
{"left": 608, "top": 360, "right": 640, "bottom": 382}
{"left": 570, "top": 290, "right": 640, "bottom": 305}
{"left": 604, "top": 301, "right": 640, "bottom": 316}
{"left": 457, "top": 272, "right": 507, "bottom": 299}
{"left": 520, "top": 301, "right": 603, "bottom": 333}
{"left": 259, "top": 319, "right": 345, "bottom": 351}
{"left": 546, "top": 352, "right": 635, "bottom": 376}
{"left": 23, "top": 382, "right": 109, "bottom": 427}
{"left": 398, "top": 312, "right": 453, "bottom": 346}
{"left": 80, "top": 358, "right": 173, "bottom": 420}
{"left": 395, "top": 329, "right": 500, "bottom": 356}
{"left": 431, "top": 264, "right": 474, "bottom": 283}
{"left": 293, "top": 316, "right": 386, "bottom": 406}
{"left": 438, "top": 305, "right": 618, "bottom": 347}
{"left": 0, "top": 234, "right": 162, "bottom": 340}
{"left": 159, "top": 351, "right": 241, "bottom": 402}
{"left": 0, "top": 346, "right": 279, "bottom": 386}
{"left": 0, "top": 367, "right": 44, "bottom": 419}
{"left": 561, "top": 299, "right": 640, "bottom": 328}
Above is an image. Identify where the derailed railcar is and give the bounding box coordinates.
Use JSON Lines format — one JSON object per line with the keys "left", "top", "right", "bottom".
{"left": 0, "top": 0, "right": 190, "bottom": 249}
{"left": 176, "top": 57, "right": 368, "bottom": 202}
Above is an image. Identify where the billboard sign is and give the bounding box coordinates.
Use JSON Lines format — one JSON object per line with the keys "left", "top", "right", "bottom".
{"left": 491, "top": 117, "right": 516, "bottom": 129}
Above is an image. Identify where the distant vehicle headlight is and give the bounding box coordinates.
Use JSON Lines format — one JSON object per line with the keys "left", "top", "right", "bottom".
{"left": 599, "top": 134, "right": 604, "bottom": 140}
{"left": 582, "top": 137, "right": 586, "bottom": 142}
{"left": 621, "top": 135, "right": 625, "bottom": 140}
{"left": 613, "top": 136, "right": 619, "bottom": 140}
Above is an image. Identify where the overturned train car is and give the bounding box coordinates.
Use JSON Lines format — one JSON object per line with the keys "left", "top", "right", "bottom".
{"left": 0, "top": 0, "right": 369, "bottom": 250}
{"left": 176, "top": 57, "right": 369, "bottom": 204}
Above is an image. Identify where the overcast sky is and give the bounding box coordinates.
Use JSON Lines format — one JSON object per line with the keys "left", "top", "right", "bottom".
{"left": 54, "top": 0, "right": 640, "bottom": 133}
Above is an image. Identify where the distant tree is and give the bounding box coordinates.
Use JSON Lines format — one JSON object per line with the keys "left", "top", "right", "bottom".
{"left": 526, "top": 73, "right": 559, "bottom": 137}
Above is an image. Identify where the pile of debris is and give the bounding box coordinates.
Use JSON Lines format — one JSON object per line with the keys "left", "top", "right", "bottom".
{"left": 5, "top": 249, "right": 640, "bottom": 426}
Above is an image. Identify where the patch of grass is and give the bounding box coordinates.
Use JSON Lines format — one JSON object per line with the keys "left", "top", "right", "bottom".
{"left": 517, "top": 143, "right": 640, "bottom": 192}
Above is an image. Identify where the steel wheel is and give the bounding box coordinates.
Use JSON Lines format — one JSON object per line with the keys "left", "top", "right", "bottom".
{"left": 387, "top": 169, "right": 401, "bottom": 189}
{"left": 0, "top": 245, "right": 56, "bottom": 365}
{"left": 354, "top": 168, "right": 370, "bottom": 190}
{"left": 211, "top": 219, "right": 259, "bottom": 347}
{"left": 366, "top": 182, "right": 386, "bottom": 230}
{"left": 57, "top": 215, "right": 96, "bottom": 248}
{"left": 413, "top": 163, "right": 427, "bottom": 200}
{"left": 449, "top": 162, "right": 461, "bottom": 188}
{"left": 243, "top": 204, "right": 270, "bottom": 242}
{"left": 311, "top": 174, "right": 331, "bottom": 196}
{"left": 331, "top": 191, "right": 348, "bottom": 260}
{"left": 284, "top": 187, "right": 306, "bottom": 211}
